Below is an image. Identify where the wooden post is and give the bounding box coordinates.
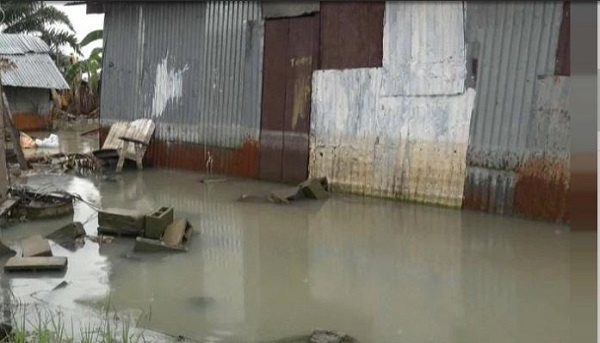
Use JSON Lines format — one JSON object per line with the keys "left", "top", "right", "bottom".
{"left": 2, "top": 93, "right": 27, "bottom": 171}
{"left": 0, "top": 78, "right": 8, "bottom": 202}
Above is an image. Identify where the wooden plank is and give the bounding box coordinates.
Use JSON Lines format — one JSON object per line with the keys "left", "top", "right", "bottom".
{"left": 4, "top": 257, "right": 67, "bottom": 272}
{"left": 2, "top": 92, "right": 28, "bottom": 170}
{"left": 22, "top": 235, "right": 52, "bottom": 257}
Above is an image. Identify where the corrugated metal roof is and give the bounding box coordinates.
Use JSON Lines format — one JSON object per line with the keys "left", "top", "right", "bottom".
{"left": 462, "top": 2, "right": 568, "bottom": 221}
{"left": 0, "top": 54, "right": 70, "bottom": 89}
{"left": 0, "top": 34, "right": 50, "bottom": 55}
{"left": 101, "top": 2, "right": 263, "bottom": 149}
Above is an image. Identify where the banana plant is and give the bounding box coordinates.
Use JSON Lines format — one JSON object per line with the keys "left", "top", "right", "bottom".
{"left": 64, "top": 30, "right": 103, "bottom": 114}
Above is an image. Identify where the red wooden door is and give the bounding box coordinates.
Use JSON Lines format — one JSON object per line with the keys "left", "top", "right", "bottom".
{"left": 259, "top": 15, "right": 320, "bottom": 184}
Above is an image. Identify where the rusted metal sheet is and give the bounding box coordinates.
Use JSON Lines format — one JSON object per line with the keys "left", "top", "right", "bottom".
{"left": 555, "top": 1, "right": 570, "bottom": 76}
{"left": 262, "top": 1, "right": 319, "bottom": 19}
{"left": 463, "top": 2, "right": 567, "bottom": 222}
{"left": 145, "top": 138, "right": 260, "bottom": 178}
{"left": 259, "top": 19, "right": 288, "bottom": 182}
{"left": 12, "top": 113, "right": 51, "bottom": 131}
{"left": 310, "top": 68, "right": 476, "bottom": 207}
{"left": 319, "top": 2, "right": 384, "bottom": 70}
{"left": 569, "top": 154, "right": 596, "bottom": 231}
{"left": 259, "top": 15, "right": 319, "bottom": 184}
{"left": 282, "top": 15, "right": 319, "bottom": 183}
{"left": 381, "top": 2, "right": 466, "bottom": 96}
{"left": 100, "top": 124, "right": 258, "bottom": 178}
{"left": 514, "top": 76, "right": 570, "bottom": 221}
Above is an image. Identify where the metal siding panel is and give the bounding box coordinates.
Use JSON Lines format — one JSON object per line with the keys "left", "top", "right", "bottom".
{"left": 259, "top": 19, "right": 288, "bottom": 181}
{"left": 463, "top": 2, "right": 568, "bottom": 222}
{"left": 101, "top": 3, "right": 141, "bottom": 124}
{"left": 319, "top": 2, "right": 384, "bottom": 70}
{"left": 282, "top": 15, "right": 319, "bottom": 183}
{"left": 382, "top": 2, "right": 466, "bottom": 96}
{"left": 101, "top": 2, "right": 262, "bottom": 152}
{"left": 310, "top": 68, "right": 476, "bottom": 207}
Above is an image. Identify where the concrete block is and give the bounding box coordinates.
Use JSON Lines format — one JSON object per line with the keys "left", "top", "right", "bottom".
{"left": 98, "top": 208, "right": 145, "bottom": 236}
{"left": 135, "top": 222, "right": 192, "bottom": 253}
{"left": 22, "top": 235, "right": 52, "bottom": 257}
{"left": 269, "top": 187, "right": 304, "bottom": 204}
{"left": 5, "top": 257, "right": 67, "bottom": 272}
{"left": 46, "top": 222, "right": 85, "bottom": 241}
{"left": 144, "top": 207, "right": 174, "bottom": 239}
{"left": 299, "top": 177, "right": 329, "bottom": 199}
{"left": 0, "top": 240, "right": 15, "bottom": 257}
{"left": 97, "top": 226, "right": 140, "bottom": 237}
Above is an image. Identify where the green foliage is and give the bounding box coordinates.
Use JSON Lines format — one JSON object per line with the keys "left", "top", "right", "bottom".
{"left": 0, "top": 1, "right": 80, "bottom": 54}
{"left": 80, "top": 30, "right": 102, "bottom": 48}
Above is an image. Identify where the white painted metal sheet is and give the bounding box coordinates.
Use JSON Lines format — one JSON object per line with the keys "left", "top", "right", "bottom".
{"left": 310, "top": 68, "right": 475, "bottom": 207}
{"left": 381, "top": 2, "right": 466, "bottom": 97}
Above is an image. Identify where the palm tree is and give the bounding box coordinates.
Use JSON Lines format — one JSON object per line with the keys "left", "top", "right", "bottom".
{"left": 0, "top": 1, "right": 80, "bottom": 56}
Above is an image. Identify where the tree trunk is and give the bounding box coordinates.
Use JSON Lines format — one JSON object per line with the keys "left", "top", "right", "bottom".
{"left": 0, "top": 78, "right": 9, "bottom": 201}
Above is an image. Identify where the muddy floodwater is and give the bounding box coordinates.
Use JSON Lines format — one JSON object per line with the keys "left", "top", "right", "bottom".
{"left": 0, "top": 132, "right": 594, "bottom": 342}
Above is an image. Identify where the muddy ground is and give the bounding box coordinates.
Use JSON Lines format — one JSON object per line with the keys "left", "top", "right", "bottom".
{"left": 0, "top": 130, "right": 594, "bottom": 343}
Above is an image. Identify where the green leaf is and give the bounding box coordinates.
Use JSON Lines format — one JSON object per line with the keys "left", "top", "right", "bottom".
{"left": 80, "top": 29, "right": 103, "bottom": 47}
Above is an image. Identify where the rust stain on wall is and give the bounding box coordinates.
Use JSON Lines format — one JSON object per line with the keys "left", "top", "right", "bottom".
{"left": 146, "top": 137, "right": 259, "bottom": 178}
{"left": 513, "top": 156, "right": 569, "bottom": 222}
{"left": 291, "top": 74, "right": 311, "bottom": 130}
{"left": 13, "top": 112, "right": 52, "bottom": 131}
{"left": 100, "top": 126, "right": 259, "bottom": 177}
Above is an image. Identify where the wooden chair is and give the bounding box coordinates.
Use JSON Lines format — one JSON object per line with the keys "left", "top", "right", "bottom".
{"left": 116, "top": 136, "right": 148, "bottom": 172}
{"left": 101, "top": 119, "right": 155, "bottom": 173}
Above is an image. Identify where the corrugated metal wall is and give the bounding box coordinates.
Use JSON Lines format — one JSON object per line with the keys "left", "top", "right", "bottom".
{"left": 309, "top": 2, "right": 475, "bottom": 208}
{"left": 463, "top": 2, "right": 569, "bottom": 221}
{"left": 319, "top": 2, "right": 384, "bottom": 70}
{"left": 381, "top": 2, "right": 466, "bottom": 97}
{"left": 4, "top": 87, "right": 52, "bottom": 115}
{"left": 101, "top": 2, "right": 263, "bottom": 150}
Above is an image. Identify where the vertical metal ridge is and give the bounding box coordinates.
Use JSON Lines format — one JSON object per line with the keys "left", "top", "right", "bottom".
{"left": 102, "top": 2, "right": 262, "bottom": 153}
{"left": 464, "top": 2, "right": 567, "bottom": 221}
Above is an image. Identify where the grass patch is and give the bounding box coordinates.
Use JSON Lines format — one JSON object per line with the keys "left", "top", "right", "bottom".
{"left": 1, "top": 297, "right": 149, "bottom": 343}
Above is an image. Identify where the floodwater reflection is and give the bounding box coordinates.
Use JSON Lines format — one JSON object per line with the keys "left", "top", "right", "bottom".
{"left": 0, "top": 169, "right": 590, "bottom": 343}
